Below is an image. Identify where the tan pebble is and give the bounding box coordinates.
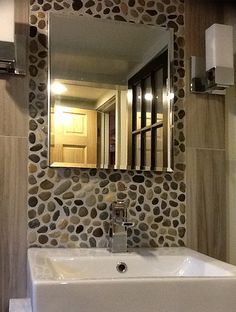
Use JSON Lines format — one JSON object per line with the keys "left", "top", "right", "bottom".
{"left": 120, "top": 2, "right": 128, "bottom": 15}
{"left": 103, "top": 193, "right": 116, "bottom": 202}
{"left": 159, "top": 228, "right": 167, "bottom": 234}
{"left": 180, "top": 203, "right": 185, "bottom": 213}
{"left": 49, "top": 231, "right": 61, "bottom": 238}
{"left": 58, "top": 219, "right": 68, "bottom": 230}
{"left": 42, "top": 213, "right": 51, "bottom": 223}
{"left": 29, "top": 163, "right": 37, "bottom": 173}
{"left": 60, "top": 233, "right": 69, "bottom": 243}
{"left": 37, "top": 12, "right": 45, "bottom": 18}
{"left": 29, "top": 186, "right": 39, "bottom": 194}
{"left": 47, "top": 168, "right": 55, "bottom": 178}
{"left": 168, "top": 228, "right": 177, "bottom": 236}
{"left": 70, "top": 216, "right": 80, "bottom": 224}
{"left": 82, "top": 218, "right": 91, "bottom": 226}
{"left": 147, "top": 216, "right": 154, "bottom": 224}
{"left": 28, "top": 232, "right": 37, "bottom": 243}
{"left": 146, "top": 189, "right": 153, "bottom": 200}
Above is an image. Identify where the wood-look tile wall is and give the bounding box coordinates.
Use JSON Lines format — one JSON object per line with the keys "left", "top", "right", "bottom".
{"left": 224, "top": 4, "right": 236, "bottom": 264}
{"left": 187, "top": 149, "right": 226, "bottom": 259}
{"left": 0, "top": 135, "right": 27, "bottom": 312}
{"left": 185, "top": 0, "right": 226, "bottom": 260}
{"left": 0, "top": 1, "right": 28, "bottom": 311}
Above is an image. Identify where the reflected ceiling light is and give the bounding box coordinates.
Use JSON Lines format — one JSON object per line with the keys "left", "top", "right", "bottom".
{"left": 168, "top": 92, "right": 174, "bottom": 100}
{"left": 127, "top": 89, "right": 133, "bottom": 103}
{"left": 137, "top": 94, "right": 154, "bottom": 101}
{"left": 51, "top": 81, "right": 67, "bottom": 95}
{"left": 144, "top": 93, "right": 153, "bottom": 101}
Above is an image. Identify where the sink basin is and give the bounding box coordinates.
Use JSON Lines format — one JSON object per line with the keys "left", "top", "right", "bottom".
{"left": 28, "top": 247, "right": 236, "bottom": 312}
{"left": 47, "top": 250, "right": 233, "bottom": 279}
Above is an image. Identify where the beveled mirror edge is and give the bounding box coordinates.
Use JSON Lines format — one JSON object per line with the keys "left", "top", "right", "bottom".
{"left": 47, "top": 12, "right": 52, "bottom": 168}
{"left": 168, "top": 27, "right": 174, "bottom": 173}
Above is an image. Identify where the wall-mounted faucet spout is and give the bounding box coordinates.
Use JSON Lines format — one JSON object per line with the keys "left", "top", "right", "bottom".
{"left": 109, "top": 200, "right": 135, "bottom": 253}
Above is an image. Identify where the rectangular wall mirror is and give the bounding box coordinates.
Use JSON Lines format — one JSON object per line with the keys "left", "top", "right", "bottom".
{"left": 48, "top": 14, "right": 174, "bottom": 171}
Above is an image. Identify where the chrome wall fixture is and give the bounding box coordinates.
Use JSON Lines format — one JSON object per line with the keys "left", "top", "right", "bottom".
{"left": 191, "top": 23, "right": 234, "bottom": 95}
{"left": 0, "top": 0, "right": 26, "bottom": 75}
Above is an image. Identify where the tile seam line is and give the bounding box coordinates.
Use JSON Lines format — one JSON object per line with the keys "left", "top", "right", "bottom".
{"left": 186, "top": 147, "right": 225, "bottom": 151}
{"left": 0, "top": 135, "right": 27, "bottom": 139}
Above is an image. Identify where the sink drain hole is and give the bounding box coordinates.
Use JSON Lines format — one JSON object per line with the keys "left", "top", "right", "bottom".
{"left": 116, "top": 262, "right": 128, "bottom": 273}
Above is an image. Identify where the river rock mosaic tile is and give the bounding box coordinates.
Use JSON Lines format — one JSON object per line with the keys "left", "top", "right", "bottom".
{"left": 28, "top": 0, "right": 186, "bottom": 248}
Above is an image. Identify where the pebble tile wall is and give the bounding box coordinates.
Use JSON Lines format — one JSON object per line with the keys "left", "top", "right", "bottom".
{"left": 28, "top": 0, "right": 186, "bottom": 248}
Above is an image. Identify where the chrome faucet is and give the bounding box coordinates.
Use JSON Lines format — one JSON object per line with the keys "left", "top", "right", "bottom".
{"left": 109, "top": 200, "right": 135, "bottom": 253}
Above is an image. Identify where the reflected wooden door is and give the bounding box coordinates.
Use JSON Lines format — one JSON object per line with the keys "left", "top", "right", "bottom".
{"left": 51, "top": 105, "right": 97, "bottom": 167}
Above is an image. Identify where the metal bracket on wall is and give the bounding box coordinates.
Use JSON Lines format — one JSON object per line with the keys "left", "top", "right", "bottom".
{"left": 0, "top": 60, "right": 25, "bottom": 76}
{"left": 0, "top": 37, "right": 27, "bottom": 76}
{"left": 190, "top": 56, "right": 232, "bottom": 96}
{"left": 190, "top": 56, "right": 207, "bottom": 93}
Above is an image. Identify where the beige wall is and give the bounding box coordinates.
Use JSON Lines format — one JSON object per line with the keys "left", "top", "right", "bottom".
{"left": 0, "top": 1, "right": 28, "bottom": 311}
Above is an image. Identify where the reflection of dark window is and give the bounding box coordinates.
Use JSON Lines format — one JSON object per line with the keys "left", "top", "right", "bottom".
{"left": 109, "top": 110, "right": 115, "bottom": 165}
{"left": 128, "top": 50, "right": 168, "bottom": 170}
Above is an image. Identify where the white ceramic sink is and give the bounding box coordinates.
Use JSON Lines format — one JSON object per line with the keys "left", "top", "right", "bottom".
{"left": 47, "top": 249, "right": 233, "bottom": 279}
{"left": 28, "top": 248, "right": 236, "bottom": 312}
